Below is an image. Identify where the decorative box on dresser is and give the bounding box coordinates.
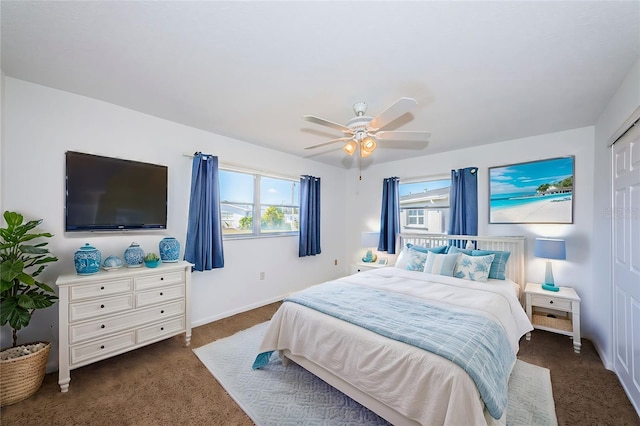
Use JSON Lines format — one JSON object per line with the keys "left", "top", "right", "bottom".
{"left": 524, "top": 282, "right": 581, "bottom": 353}
{"left": 56, "top": 261, "right": 192, "bottom": 392}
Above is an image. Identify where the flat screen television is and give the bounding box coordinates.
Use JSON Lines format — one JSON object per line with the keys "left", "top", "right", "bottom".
{"left": 65, "top": 151, "right": 168, "bottom": 232}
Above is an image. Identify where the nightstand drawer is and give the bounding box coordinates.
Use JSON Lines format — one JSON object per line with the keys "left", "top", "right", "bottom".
{"left": 530, "top": 294, "right": 572, "bottom": 311}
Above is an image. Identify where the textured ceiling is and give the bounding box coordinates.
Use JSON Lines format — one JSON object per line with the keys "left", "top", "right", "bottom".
{"left": 2, "top": 1, "right": 639, "bottom": 168}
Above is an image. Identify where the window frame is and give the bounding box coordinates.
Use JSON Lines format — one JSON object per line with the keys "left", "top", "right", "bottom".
{"left": 399, "top": 175, "right": 451, "bottom": 234}
{"left": 219, "top": 167, "right": 299, "bottom": 239}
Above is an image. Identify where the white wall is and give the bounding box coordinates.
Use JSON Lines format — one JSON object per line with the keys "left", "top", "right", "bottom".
{"left": 0, "top": 78, "right": 348, "bottom": 370}
{"left": 592, "top": 57, "right": 640, "bottom": 368}
{"left": 344, "top": 127, "right": 598, "bottom": 336}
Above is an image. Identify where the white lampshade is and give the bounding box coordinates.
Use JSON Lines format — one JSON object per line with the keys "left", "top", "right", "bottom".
{"left": 361, "top": 232, "right": 379, "bottom": 248}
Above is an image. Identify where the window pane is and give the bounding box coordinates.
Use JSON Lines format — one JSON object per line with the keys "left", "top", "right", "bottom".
{"left": 260, "top": 177, "right": 299, "bottom": 234}
{"left": 220, "top": 170, "right": 254, "bottom": 204}
{"left": 221, "top": 203, "right": 253, "bottom": 235}
{"left": 400, "top": 179, "right": 450, "bottom": 233}
{"left": 220, "top": 170, "right": 254, "bottom": 235}
{"left": 260, "top": 205, "right": 299, "bottom": 233}
{"left": 260, "top": 177, "right": 299, "bottom": 205}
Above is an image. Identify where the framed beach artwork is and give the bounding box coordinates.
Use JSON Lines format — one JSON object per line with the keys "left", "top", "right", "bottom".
{"left": 489, "top": 156, "right": 574, "bottom": 224}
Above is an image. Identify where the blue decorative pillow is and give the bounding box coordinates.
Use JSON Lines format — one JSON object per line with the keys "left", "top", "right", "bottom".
{"left": 448, "top": 246, "right": 473, "bottom": 256}
{"left": 472, "top": 249, "right": 511, "bottom": 280}
{"left": 454, "top": 253, "right": 495, "bottom": 282}
{"left": 424, "top": 252, "right": 460, "bottom": 276}
{"left": 406, "top": 243, "right": 448, "bottom": 254}
{"left": 404, "top": 248, "right": 428, "bottom": 272}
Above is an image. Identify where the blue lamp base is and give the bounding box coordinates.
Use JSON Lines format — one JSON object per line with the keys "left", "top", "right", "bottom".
{"left": 542, "top": 261, "right": 560, "bottom": 291}
{"left": 362, "top": 249, "right": 377, "bottom": 263}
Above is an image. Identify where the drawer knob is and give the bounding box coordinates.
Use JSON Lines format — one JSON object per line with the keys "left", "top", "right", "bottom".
{"left": 160, "top": 277, "right": 164, "bottom": 281}
{"left": 100, "top": 345, "right": 105, "bottom": 349}
{"left": 101, "top": 324, "right": 105, "bottom": 329}
{"left": 160, "top": 292, "right": 163, "bottom": 296}
{"left": 100, "top": 286, "right": 105, "bottom": 290}
{"left": 549, "top": 300, "right": 554, "bottom": 304}
{"left": 160, "top": 327, "right": 164, "bottom": 331}
{"left": 161, "top": 310, "right": 165, "bottom": 314}
{"left": 100, "top": 304, "right": 105, "bottom": 309}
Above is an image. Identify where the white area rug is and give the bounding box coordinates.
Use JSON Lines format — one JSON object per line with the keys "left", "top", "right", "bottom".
{"left": 194, "top": 322, "right": 557, "bottom": 426}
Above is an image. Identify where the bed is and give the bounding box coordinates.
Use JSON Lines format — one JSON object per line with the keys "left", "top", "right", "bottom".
{"left": 253, "top": 234, "right": 533, "bottom": 426}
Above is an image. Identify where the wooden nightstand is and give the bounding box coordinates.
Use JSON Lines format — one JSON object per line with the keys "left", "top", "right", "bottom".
{"left": 525, "top": 282, "right": 581, "bottom": 353}
{"left": 349, "top": 262, "right": 388, "bottom": 274}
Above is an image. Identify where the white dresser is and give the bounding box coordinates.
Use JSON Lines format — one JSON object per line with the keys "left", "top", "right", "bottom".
{"left": 56, "top": 261, "right": 192, "bottom": 392}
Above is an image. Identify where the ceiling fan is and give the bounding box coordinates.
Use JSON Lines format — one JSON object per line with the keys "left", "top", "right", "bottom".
{"left": 303, "top": 97, "right": 431, "bottom": 157}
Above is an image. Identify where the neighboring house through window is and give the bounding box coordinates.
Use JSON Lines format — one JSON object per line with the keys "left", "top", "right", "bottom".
{"left": 399, "top": 178, "right": 451, "bottom": 233}
{"left": 219, "top": 169, "right": 299, "bottom": 237}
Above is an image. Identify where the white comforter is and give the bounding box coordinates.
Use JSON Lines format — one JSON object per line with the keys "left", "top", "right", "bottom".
{"left": 257, "top": 267, "right": 533, "bottom": 426}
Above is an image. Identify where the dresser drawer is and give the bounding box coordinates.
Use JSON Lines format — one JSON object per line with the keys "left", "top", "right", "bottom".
{"left": 531, "top": 294, "right": 572, "bottom": 311}
{"left": 69, "top": 299, "right": 185, "bottom": 344}
{"left": 69, "top": 294, "right": 134, "bottom": 322}
{"left": 137, "top": 317, "right": 186, "bottom": 344}
{"left": 135, "top": 271, "right": 184, "bottom": 291}
{"left": 69, "top": 278, "right": 132, "bottom": 301}
{"left": 136, "top": 284, "right": 185, "bottom": 307}
{"left": 70, "top": 331, "right": 136, "bottom": 366}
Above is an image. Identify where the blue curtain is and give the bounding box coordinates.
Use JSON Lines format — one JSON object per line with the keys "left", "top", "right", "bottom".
{"left": 299, "top": 175, "right": 321, "bottom": 257}
{"left": 378, "top": 177, "right": 400, "bottom": 254}
{"left": 184, "top": 153, "right": 224, "bottom": 271}
{"left": 448, "top": 167, "right": 478, "bottom": 247}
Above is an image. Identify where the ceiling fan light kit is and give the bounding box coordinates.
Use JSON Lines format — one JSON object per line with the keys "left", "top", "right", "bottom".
{"left": 343, "top": 140, "right": 357, "bottom": 155}
{"left": 303, "top": 97, "right": 431, "bottom": 159}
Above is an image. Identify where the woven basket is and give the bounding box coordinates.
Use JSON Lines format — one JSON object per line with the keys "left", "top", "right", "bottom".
{"left": 0, "top": 341, "right": 51, "bottom": 407}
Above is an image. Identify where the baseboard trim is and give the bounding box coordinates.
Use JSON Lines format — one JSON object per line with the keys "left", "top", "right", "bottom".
{"left": 591, "top": 339, "right": 613, "bottom": 371}
{"left": 191, "top": 295, "right": 285, "bottom": 328}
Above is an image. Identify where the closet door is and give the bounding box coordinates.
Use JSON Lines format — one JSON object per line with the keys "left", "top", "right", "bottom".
{"left": 612, "top": 122, "right": 640, "bottom": 412}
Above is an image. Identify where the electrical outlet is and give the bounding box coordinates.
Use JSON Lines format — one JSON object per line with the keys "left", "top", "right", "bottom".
{"left": 260, "top": 272, "right": 265, "bottom": 280}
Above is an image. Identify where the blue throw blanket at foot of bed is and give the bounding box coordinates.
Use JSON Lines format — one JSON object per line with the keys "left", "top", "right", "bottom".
{"left": 253, "top": 281, "right": 515, "bottom": 420}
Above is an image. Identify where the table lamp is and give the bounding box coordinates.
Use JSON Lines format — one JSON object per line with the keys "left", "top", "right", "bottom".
{"left": 534, "top": 238, "right": 566, "bottom": 292}
{"left": 361, "top": 232, "right": 379, "bottom": 263}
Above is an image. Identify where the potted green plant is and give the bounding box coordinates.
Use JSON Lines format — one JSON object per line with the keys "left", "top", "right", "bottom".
{"left": 144, "top": 252, "right": 160, "bottom": 268}
{"left": 0, "top": 211, "right": 58, "bottom": 406}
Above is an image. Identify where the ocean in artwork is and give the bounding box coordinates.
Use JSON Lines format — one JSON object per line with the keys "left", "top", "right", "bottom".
{"left": 490, "top": 191, "right": 573, "bottom": 211}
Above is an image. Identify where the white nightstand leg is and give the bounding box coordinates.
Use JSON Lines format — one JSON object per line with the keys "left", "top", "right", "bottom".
{"left": 573, "top": 303, "right": 581, "bottom": 353}
{"left": 525, "top": 294, "right": 532, "bottom": 341}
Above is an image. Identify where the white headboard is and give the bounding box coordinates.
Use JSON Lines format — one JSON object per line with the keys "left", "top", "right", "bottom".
{"left": 398, "top": 233, "right": 526, "bottom": 298}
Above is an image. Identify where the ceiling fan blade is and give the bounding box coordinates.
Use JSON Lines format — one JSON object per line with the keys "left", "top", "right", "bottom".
{"left": 373, "top": 131, "right": 431, "bottom": 141}
{"left": 303, "top": 115, "right": 353, "bottom": 134}
{"left": 304, "top": 137, "right": 352, "bottom": 150}
{"left": 369, "top": 97, "right": 418, "bottom": 130}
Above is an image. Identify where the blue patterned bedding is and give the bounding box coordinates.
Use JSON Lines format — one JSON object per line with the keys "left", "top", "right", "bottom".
{"left": 253, "top": 281, "right": 515, "bottom": 420}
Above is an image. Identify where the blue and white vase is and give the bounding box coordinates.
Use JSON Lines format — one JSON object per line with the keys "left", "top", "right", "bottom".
{"left": 159, "top": 237, "right": 180, "bottom": 263}
{"left": 124, "top": 242, "right": 145, "bottom": 268}
{"left": 74, "top": 243, "right": 101, "bottom": 275}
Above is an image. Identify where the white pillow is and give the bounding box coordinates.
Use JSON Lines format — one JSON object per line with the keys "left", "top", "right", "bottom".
{"left": 394, "top": 249, "right": 407, "bottom": 268}
{"left": 454, "top": 253, "right": 495, "bottom": 282}
{"left": 424, "top": 252, "right": 459, "bottom": 276}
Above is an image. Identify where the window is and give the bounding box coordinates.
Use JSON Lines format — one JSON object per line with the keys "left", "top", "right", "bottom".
{"left": 399, "top": 178, "right": 451, "bottom": 233}
{"left": 219, "top": 169, "right": 299, "bottom": 237}
{"left": 407, "top": 209, "right": 425, "bottom": 225}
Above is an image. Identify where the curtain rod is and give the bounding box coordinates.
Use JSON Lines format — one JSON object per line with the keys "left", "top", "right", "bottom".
{"left": 182, "top": 152, "right": 300, "bottom": 181}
